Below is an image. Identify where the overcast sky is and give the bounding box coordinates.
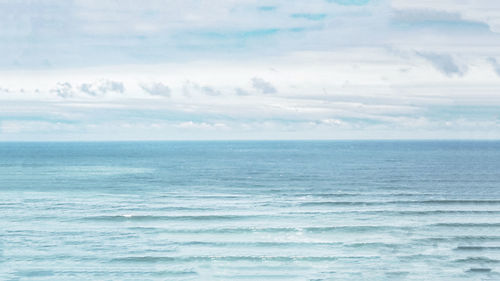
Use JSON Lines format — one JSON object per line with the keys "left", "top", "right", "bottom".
{"left": 1, "top": 0, "right": 500, "bottom": 140}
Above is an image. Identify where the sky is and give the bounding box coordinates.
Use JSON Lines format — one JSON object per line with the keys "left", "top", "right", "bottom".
{"left": 1, "top": 0, "right": 500, "bottom": 140}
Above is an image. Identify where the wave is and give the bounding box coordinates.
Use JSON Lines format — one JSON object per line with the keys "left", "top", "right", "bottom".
{"left": 158, "top": 195, "right": 247, "bottom": 199}
{"left": 121, "top": 206, "right": 220, "bottom": 212}
{"left": 111, "top": 255, "right": 379, "bottom": 263}
{"left": 300, "top": 199, "right": 500, "bottom": 207}
{"left": 418, "top": 200, "right": 500, "bottom": 204}
{"left": 454, "top": 246, "right": 500, "bottom": 251}
{"left": 344, "top": 242, "right": 402, "bottom": 249}
{"left": 120, "top": 225, "right": 408, "bottom": 234}
{"left": 176, "top": 241, "right": 342, "bottom": 247}
{"left": 308, "top": 192, "right": 436, "bottom": 198}
{"left": 397, "top": 254, "right": 449, "bottom": 262}
{"left": 300, "top": 201, "right": 379, "bottom": 206}
{"left": 396, "top": 210, "right": 500, "bottom": 215}
{"left": 39, "top": 269, "right": 198, "bottom": 277}
{"left": 433, "top": 223, "right": 500, "bottom": 227}
{"left": 303, "top": 225, "right": 405, "bottom": 233}
{"left": 0, "top": 203, "right": 18, "bottom": 206}
{"left": 174, "top": 241, "right": 397, "bottom": 249}
{"left": 285, "top": 210, "right": 500, "bottom": 216}
{"left": 418, "top": 236, "right": 500, "bottom": 242}
{"left": 299, "top": 193, "right": 363, "bottom": 198}
{"left": 454, "top": 257, "right": 500, "bottom": 264}
{"left": 466, "top": 268, "right": 492, "bottom": 273}
{"left": 142, "top": 227, "right": 299, "bottom": 234}
{"left": 385, "top": 271, "right": 410, "bottom": 277}
{"left": 15, "top": 270, "right": 54, "bottom": 277}
{"left": 82, "top": 214, "right": 264, "bottom": 222}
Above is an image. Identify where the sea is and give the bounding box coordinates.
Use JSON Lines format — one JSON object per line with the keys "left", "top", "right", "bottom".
{"left": 1, "top": 141, "right": 499, "bottom": 280}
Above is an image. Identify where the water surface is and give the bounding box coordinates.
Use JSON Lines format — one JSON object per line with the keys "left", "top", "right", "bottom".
{"left": 1, "top": 141, "right": 499, "bottom": 280}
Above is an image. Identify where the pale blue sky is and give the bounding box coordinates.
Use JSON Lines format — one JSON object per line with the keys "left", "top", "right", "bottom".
{"left": 1, "top": 0, "right": 500, "bottom": 140}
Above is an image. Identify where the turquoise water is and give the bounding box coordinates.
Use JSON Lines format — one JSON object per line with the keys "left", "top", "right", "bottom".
{"left": 1, "top": 141, "right": 500, "bottom": 280}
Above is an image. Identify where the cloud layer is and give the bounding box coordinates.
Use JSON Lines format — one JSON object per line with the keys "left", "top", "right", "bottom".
{"left": 1, "top": 0, "right": 500, "bottom": 140}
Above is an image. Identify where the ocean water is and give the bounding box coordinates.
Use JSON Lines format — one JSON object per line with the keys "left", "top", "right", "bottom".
{"left": 1, "top": 141, "right": 500, "bottom": 281}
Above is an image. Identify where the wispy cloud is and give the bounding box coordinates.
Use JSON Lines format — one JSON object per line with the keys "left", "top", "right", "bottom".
{"left": 50, "top": 80, "right": 125, "bottom": 98}
{"left": 140, "top": 82, "right": 171, "bottom": 97}
{"left": 175, "top": 121, "right": 228, "bottom": 130}
{"left": 235, "top": 88, "right": 250, "bottom": 96}
{"left": 182, "top": 81, "right": 221, "bottom": 97}
{"left": 391, "top": 9, "right": 489, "bottom": 30}
{"left": 291, "top": 13, "right": 327, "bottom": 21}
{"left": 391, "top": 0, "right": 500, "bottom": 33}
{"left": 488, "top": 57, "right": 500, "bottom": 76}
{"left": 251, "top": 77, "right": 277, "bottom": 94}
{"left": 416, "top": 52, "right": 467, "bottom": 77}
{"left": 257, "top": 6, "right": 277, "bottom": 12}
{"left": 326, "top": 0, "right": 370, "bottom": 6}
{"left": 51, "top": 82, "right": 74, "bottom": 98}
{"left": 80, "top": 80, "right": 124, "bottom": 96}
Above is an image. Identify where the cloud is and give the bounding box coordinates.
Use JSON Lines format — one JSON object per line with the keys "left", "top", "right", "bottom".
{"left": 139, "top": 82, "right": 171, "bottom": 97}
{"left": 79, "top": 83, "right": 95, "bottom": 96}
{"left": 391, "top": 0, "right": 500, "bottom": 33}
{"left": 1, "top": 120, "right": 77, "bottom": 134}
{"left": 200, "top": 86, "right": 221, "bottom": 96}
{"left": 0, "top": 87, "right": 11, "bottom": 93}
{"left": 175, "top": 121, "right": 228, "bottom": 130}
{"left": 393, "top": 9, "right": 460, "bottom": 23}
{"left": 327, "top": 0, "right": 370, "bottom": 6}
{"left": 0, "top": 0, "right": 389, "bottom": 69}
{"left": 49, "top": 80, "right": 125, "bottom": 98}
{"left": 251, "top": 77, "right": 277, "bottom": 94}
{"left": 51, "top": 82, "right": 74, "bottom": 98}
{"left": 321, "top": 118, "right": 346, "bottom": 127}
{"left": 2, "top": 0, "right": 500, "bottom": 141}
{"left": 235, "top": 88, "right": 250, "bottom": 96}
{"left": 391, "top": 9, "right": 489, "bottom": 30}
{"left": 416, "top": 52, "right": 467, "bottom": 77}
{"left": 291, "top": 13, "right": 327, "bottom": 21}
{"left": 257, "top": 6, "right": 276, "bottom": 12}
{"left": 80, "top": 80, "right": 124, "bottom": 96}
{"left": 182, "top": 81, "right": 221, "bottom": 96}
{"left": 100, "top": 80, "right": 124, "bottom": 93}
{"left": 488, "top": 57, "right": 500, "bottom": 76}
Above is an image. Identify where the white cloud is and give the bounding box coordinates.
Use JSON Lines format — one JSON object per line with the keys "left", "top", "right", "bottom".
{"left": 139, "top": 82, "right": 171, "bottom": 97}
{"left": 487, "top": 57, "right": 500, "bottom": 76}
{"left": 1, "top": 120, "right": 78, "bottom": 134}
{"left": 0, "top": 86, "right": 12, "bottom": 93}
{"left": 416, "top": 52, "right": 467, "bottom": 77}
{"left": 174, "top": 121, "right": 228, "bottom": 130}
{"left": 251, "top": 77, "right": 277, "bottom": 94}
{"left": 235, "top": 87, "right": 250, "bottom": 96}
{"left": 391, "top": 0, "right": 500, "bottom": 33}
{"left": 182, "top": 81, "right": 221, "bottom": 97}
{"left": 51, "top": 82, "right": 75, "bottom": 98}
{"left": 80, "top": 80, "right": 124, "bottom": 96}
{"left": 47, "top": 80, "right": 125, "bottom": 99}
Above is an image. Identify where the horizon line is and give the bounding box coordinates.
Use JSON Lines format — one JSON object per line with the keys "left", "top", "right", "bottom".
{"left": 1, "top": 139, "right": 500, "bottom": 143}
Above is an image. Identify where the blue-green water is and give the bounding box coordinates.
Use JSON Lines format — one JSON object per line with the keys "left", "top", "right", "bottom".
{"left": 1, "top": 141, "right": 500, "bottom": 280}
